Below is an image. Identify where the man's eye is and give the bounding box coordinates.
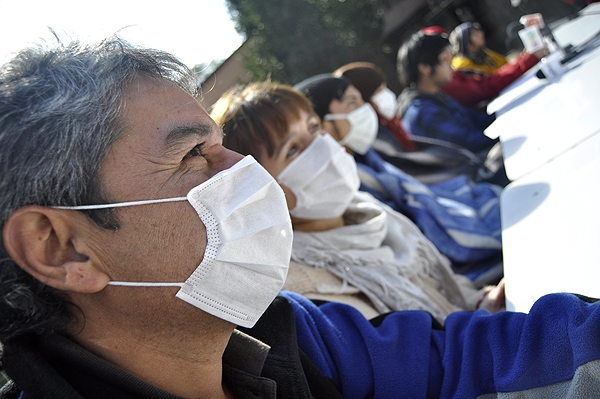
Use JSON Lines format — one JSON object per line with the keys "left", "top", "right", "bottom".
{"left": 183, "top": 144, "right": 204, "bottom": 160}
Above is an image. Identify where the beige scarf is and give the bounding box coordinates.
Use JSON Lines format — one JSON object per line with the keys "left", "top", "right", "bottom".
{"left": 291, "top": 192, "right": 482, "bottom": 321}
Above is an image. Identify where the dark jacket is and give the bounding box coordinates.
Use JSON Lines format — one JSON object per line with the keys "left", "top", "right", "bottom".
{"left": 0, "top": 297, "right": 342, "bottom": 399}
{"left": 398, "top": 88, "right": 497, "bottom": 153}
{"left": 6, "top": 292, "right": 600, "bottom": 398}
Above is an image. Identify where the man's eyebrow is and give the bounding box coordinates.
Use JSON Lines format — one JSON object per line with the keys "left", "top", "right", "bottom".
{"left": 165, "top": 123, "right": 214, "bottom": 147}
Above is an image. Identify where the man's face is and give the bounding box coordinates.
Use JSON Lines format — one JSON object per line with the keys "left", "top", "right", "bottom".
{"left": 432, "top": 47, "right": 454, "bottom": 86}
{"left": 91, "top": 76, "right": 243, "bottom": 321}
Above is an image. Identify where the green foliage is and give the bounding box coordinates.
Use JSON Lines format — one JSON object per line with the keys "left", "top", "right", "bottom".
{"left": 226, "top": 0, "right": 385, "bottom": 84}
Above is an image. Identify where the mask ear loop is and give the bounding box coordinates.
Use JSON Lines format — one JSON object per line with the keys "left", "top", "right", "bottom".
{"left": 332, "top": 120, "right": 346, "bottom": 144}
{"left": 108, "top": 282, "right": 184, "bottom": 287}
{"left": 323, "top": 115, "right": 348, "bottom": 145}
{"left": 52, "top": 196, "right": 188, "bottom": 210}
{"left": 52, "top": 196, "right": 190, "bottom": 287}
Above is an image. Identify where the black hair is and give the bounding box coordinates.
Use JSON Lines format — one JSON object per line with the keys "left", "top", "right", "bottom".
{"left": 293, "top": 74, "right": 350, "bottom": 120}
{"left": 0, "top": 36, "right": 194, "bottom": 341}
{"left": 397, "top": 32, "right": 451, "bottom": 86}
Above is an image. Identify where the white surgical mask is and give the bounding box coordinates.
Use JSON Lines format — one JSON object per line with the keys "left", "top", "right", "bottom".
{"left": 324, "top": 103, "right": 378, "bottom": 155}
{"left": 56, "top": 156, "right": 293, "bottom": 328}
{"left": 277, "top": 133, "right": 359, "bottom": 219}
{"left": 371, "top": 87, "right": 398, "bottom": 120}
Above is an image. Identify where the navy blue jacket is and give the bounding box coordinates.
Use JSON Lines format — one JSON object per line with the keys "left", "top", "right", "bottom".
{"left": 398, "top": 88, "right": 497, "bottom": 154}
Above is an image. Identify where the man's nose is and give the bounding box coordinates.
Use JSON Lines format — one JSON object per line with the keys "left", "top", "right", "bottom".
{"left": 214, "top": 146, "right": 245, "bottom": 174}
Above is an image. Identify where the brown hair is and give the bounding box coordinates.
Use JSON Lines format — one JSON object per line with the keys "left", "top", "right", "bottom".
{"left": 333, "top": 62, "right": 386, "bottom": 101}
{"left": 210, "top": 81, "right": 315, "bottom": 160}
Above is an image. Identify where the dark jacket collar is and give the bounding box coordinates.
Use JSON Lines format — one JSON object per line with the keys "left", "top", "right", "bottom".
{"left": 397, "top": 87, "right": 449, "bottom": 118}
{"left": 1, "top": 296, "right": 340, "bottom": 399}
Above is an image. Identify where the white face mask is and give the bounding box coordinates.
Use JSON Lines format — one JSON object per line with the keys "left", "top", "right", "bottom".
{"left": 371, "top": 87, "right": 398, "bottom": 120}
{"left": 56, "top": 156, "right": 293, "bottom": 328}
{"left": 324, "top": 103, "right": 378, "bottom": 155}
{"left": 277, "top": 133, "right": 359, "bottom": 220}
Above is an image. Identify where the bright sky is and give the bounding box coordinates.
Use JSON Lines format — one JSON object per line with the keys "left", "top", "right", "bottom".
{"left": 0, "top": 0, "right": 245, "bottom": 67}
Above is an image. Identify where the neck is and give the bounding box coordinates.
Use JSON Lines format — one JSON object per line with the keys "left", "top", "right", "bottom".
{"left": 69, "top": 292, "right": 236, "bottom": 399}
{"left": 415, "top": 79, "right": 440, "bottom": 94}
{"left": 292, "top": 215, "right": 345, "bottom": 232}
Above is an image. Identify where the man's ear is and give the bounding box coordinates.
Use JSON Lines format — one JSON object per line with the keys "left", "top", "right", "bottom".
{"left": 417, "top": 63, "right": 432, "bottom": 78}
{"left": 2, "top": 206, "right": 110, "bottom": 293}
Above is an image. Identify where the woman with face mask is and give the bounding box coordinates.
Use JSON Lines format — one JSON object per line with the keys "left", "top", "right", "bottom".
{"left": 210, "top": 81, "right": 504, "bottom": 322}
{"left": 330, "top": 65, "right": 497, "bottom": 186}
{"left": 333, "top": 62, "right": 416, "bottom": 153}
{"left": 294, "top": 74, "right": 504, "bottom": 284}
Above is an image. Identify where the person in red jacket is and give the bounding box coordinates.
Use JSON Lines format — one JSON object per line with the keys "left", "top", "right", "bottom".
{"left": 440, "top": 52, "right": 542, "bottom": 110}
{"left": 421, "top": 26, "right": 546, "bottom": 111}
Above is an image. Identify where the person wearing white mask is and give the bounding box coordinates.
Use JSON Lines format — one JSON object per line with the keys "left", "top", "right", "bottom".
{"left": 294, "top": 74, "right": 505, "bottom": 285}
{"left": 331, "top": 65, "right": 510, "bottom": 187}
{"left": 7, "top": 38, "right": 600, "bottom": 399}
{"left": 211, "top": 81, "right": 505, "bottom": 322}
{"left": 290, "top": 73, "right": 380, "bottom": 157}
{"left": 333, "top": 62, "right": 417, "bottom": 153}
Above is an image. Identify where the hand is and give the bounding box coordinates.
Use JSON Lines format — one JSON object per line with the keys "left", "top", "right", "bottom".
{"left": 532, "top": 46, "right": 550, "bottom": 59}
{"left": 477, "top": 278, "right": 506, "bottom": 314}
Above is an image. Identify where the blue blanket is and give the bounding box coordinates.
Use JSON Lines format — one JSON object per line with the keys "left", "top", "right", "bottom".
{"left": 355, "top": 149, "right": 502, "bottom": 278}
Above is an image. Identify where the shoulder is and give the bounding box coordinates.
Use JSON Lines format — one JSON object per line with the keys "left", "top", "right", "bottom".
{"left": 404, "top": 96, "right": 446, "bottom": 117}
{"left": 485, "top": 48, "right": 508, "bottom": 64}
{"left": 452, "top": 55, "right": 472, "bottom": 70}
{"left": 0, "top": 387, "right": 19, "bottom": 399}
{"left": 0, "top": 373, "right": 20, "bottom": 399}
{"left": 408, "top": 95, "right": 456, "bottom": 121}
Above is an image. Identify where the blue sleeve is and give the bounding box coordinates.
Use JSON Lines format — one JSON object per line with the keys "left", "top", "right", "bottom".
{"left": 441, "top": 293, "right": 600, "bottom": 397}
{"left": 281, "top": 291, "right": 600, "bottom": 399}
{"left": 403, "top": 100, "right": 496, "bottom": 153}
{"left": 465, "top": 104, "right": 496, "bottom": 132}
{"left": 281, "top": 291, "right": 444, "bottom": 398}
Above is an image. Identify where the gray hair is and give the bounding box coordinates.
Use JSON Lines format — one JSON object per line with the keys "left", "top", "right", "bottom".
{"left": 0, "top": 35, "right": 196, "bottom": 340}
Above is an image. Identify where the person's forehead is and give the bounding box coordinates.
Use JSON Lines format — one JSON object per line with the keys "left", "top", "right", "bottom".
{"left": 341, "top": 85, "right": 361, "bottom": 101}
{"left": 123, "top": 77, "right": 196, "bottom": 114}
{"left": 258, "top": 110, "right": 309, "bottom": 171}
{"left": 100, "top": 76, "right": 218, "bottom": 198}
{"left": 274, "top": 109, "right": 312, "bottom": 145}
{"left": 120, "top": 77, "right": 212, "bottom": 145}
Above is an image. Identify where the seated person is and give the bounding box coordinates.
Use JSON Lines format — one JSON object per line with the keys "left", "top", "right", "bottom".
{"left": 420, "top": 26, "right": 546, "bottom": 110}
{"left": 332, "top": 61, "right": 488, "bottom": 184}
{"left": 4, "top": 36, "right": 600, "bottom": 399}
{"left": 293, "top": 74, "right": 503, "bottom": 282}
{"left": 333, "top": 61, "right": 416, "bottom": 151}
{"left": 396, "top": 31, "right": 499, "bottom": 154}
{"left": 449, "top": 22, "right": 508, "bottom": 76}
{"left": 211, "top": 80, "right": 504, "bottom": 320}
